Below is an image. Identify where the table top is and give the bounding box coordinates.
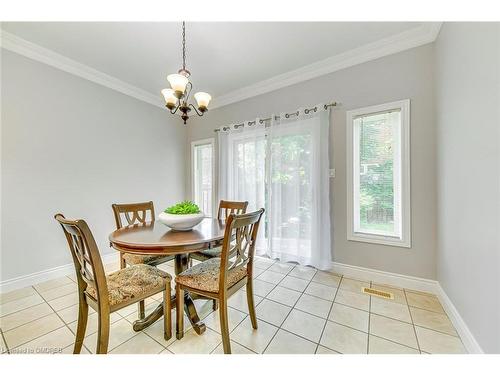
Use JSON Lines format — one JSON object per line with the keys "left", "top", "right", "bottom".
{"left": 109, "top": 218, "right": 226, "bottom": 254}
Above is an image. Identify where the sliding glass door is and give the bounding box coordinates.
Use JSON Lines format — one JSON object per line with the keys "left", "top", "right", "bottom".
{"left": 218, "top": 108, "right": 331, "bottom": 269}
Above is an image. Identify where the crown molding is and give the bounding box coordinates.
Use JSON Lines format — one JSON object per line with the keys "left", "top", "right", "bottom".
{"left": 1, "top": 23, "right": 442, "bottom": 111}
{"left": 210, "top": 22, "right": 442, "bottom": 109}
{"left": 0, "top": 29, "right": 165, "bottom": 109}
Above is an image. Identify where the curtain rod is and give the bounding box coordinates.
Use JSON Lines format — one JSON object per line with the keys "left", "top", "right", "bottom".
{"left": 214, "top": 102, "right": 337, "bottom": 133}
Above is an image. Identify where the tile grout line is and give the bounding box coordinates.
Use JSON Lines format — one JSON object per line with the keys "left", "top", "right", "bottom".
{"left": 57, "top": 267, "right": 137, "bottom": 354}
{"left": 232, "top": 268, "right": 368, "bottom": 350}
{"left": 340, "top": 285, "right": 458, "bottom": 338}
{"left": 207, "top": 280, "right": 270, "bottom": 353}
{"left": 403, "top": 289, "right": 422, "bottom": 353}
{"left": 369, "top": 310, "right": 461, "bottom": 338}
{"left": 3, "top": 283, "right": 78, "bottom": 352}
{"left": 31, "top": 276, "right": 104, "bottom": 354}
{"left": 261, "top": 264, "right": 320, "bottom": 354}
{"left": 1, "top": 306, "right": 61, "bottom": 334}
{"left": 204, "top": 305, "right": 254, "bottom": 354}
{"left": 316, "top": 274, "right": 343, "bottom": 353}
{"left": 259, "top": 270, "right": 341, "bottom": 304}
{"left": 206, "top": 260, "right": 270, "bottom": 355}
{"left": 21, "top": 282, "right": 82, "bottom": 352}
{"left": 153, "top": 259, "right": 272, "bottom": 354}
{"left": 222, "top": 260, "right": 288, "bottom": 353}
{"left": 403, "top": 299, "right": 449, "bottom": 315}
{"left": 7, "top": 258, "right": 262, "bottom": 354}
{"left": 219, "top": 260, "right": 305, "bottom": 353}
{"left": 251, "top": 278, "right": 462, "bottom": 346}
{"left": 367, "top": 280, "right": 372, "bottom": 354}
{"left": 1, "top": 327, "right": 10, "bottom": 354}
{"left": 33, "top": 281, "right": 77, "bottom": 302}
{"left": 405, "top": 291, "right": 467, "bottom": 351}
{"left": 0, "top": 286, "right": 44, "bottom": 320}
{"left": 3, "top": 257, "right": 462, "bottom": 355}
{"left": 80, "top": 311, "right": 141, "bottom": 354}
{"left": 106, "top": 325, "right": 152, "bottom": 354}
{"left": 368, "top": 333, "right": 423, "bottom": 352}
{"left": 6, "top": 315, "right": 70, "bottom": 351}
{"left": 0, "top": 296, "right": 54, "bottom": 333}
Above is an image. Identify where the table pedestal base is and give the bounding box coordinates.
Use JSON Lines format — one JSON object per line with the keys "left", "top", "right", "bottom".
{"left": 132, "top": 254, "right": 207, "bottom": 335}
{"left": 132, "top": 294, "right": 207, "bottom": 335}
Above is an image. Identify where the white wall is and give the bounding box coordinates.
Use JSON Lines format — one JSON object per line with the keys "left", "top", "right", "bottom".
{"left": 435, "top": 23, "right": 500, "bottom": 353}
{"left": 187, "top": 44, "right": 437, "bottom": 279}
{"left": 1, "top": 50, "right": 187, "bottom": 283}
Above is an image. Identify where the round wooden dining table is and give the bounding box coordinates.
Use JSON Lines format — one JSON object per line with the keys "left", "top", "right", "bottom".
{"left": 109, "top": 217, "right": 226, "bottom": 335}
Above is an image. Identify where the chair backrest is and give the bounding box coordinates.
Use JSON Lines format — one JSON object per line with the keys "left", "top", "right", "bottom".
{"left": 54, "top": 214, "right": 108, "bottom": 302}
{"left": 218, "top": 209, "right": 265, "bottom": 292}
{"left": 112, "top": 201, "right": 155, "bottom": 230}
{"left": 217, "top": 200, "right": 249, "bottom": 220}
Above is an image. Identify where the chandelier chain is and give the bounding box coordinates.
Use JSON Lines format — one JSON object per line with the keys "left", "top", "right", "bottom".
{"left": 163, "top": 21, "right": 210, "bottom": 124}
{"left": 182, "top": 21, "right": 186, "bottom": 71}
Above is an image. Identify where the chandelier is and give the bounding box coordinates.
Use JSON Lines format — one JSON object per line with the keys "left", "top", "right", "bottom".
{"left": 161, "top": 22, "right": 212, "bottom": 125}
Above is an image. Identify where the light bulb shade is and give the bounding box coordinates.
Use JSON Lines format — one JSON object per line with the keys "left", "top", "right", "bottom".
{"left": 194, "top": 92, "right": 212, "bottom": 109}
{"left": 161, "top": 88, "right": 177, "bottom": 104}
{"left": 167, "top": 74, "right": 189, "bottom": 94}
{"left": 161, "top": 88, "right": 178, "bottom": 110}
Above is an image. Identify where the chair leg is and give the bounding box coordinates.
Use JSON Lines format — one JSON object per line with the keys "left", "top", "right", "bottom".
{"left": 219, "top": 296, "right": 231, "bottom": 354}
{"left": 95, "top": 311, "right": 110, "bottom": 354}
{"left": 120, "top": 253, "right": 126, "bottom": 269}
{"left": 73, "top": 298, "right": 88, "bottom": 354}
{"left": 212, "top": 299, "right": 219, "bottom": 311}
{"left": 176, "top": 284, "right": 184, "bottom": 340}
{"left": 138, "top": 300, "right": 145, "bottom": 319}
{"left": 163, "top": 283, "right": 172, "bottom": 341}
{"left": 246, "top": 279, "right": 258, "bottom": 329}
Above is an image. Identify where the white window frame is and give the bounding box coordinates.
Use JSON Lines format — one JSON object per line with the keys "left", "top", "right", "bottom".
{"left": 191, "top": 138, "right": 215, "bottom": 217}
{"left": 346, "top": 99, "right": 411, "bottom": 248}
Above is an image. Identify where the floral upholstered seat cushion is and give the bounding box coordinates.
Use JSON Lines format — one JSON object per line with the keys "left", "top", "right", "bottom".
{"left": 86, "top": 264, "right": 171, "bottom": 306}
{"left": 123, "top": 253, "right": 167, "bottom": 266}
{"left": 175, "top": 257, "right": 247, "bottom": 293}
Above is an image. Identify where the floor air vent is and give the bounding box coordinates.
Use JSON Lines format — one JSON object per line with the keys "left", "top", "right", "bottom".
{"left": 362, "top": 287, "right": 394, "bottom": 300}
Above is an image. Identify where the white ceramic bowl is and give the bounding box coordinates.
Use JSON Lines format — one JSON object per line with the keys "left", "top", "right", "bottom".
{"left": 158, "top": 212, "right": 204, "bottom": 231}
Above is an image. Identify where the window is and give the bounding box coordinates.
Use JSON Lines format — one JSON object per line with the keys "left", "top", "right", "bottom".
{"left": 347, "top": 100, "right": 411, "bottom": 247}
{"left": 191, "top": 138, "right": 214, "bottom": 217}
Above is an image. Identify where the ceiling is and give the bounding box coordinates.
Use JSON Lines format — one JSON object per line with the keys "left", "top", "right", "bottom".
{"left": 1, "top": 22, "right": 433, "bottom": 107}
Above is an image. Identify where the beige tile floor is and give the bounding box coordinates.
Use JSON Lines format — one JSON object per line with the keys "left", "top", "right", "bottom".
{"left": 0, "top": 256, "right": 467, "bottom": 354}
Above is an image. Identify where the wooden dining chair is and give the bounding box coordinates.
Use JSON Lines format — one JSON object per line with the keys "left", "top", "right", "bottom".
{"left": 190, "top": 200, "right": 249, "bottom": 263}
{"left": 175, "top": 208, "right": 265, "bottom": 354}
{"left": 112, "top": 201, "right": 174, "bottom": 318}
{"left": 55, "top": 213, "right": 172, "bottom": 354}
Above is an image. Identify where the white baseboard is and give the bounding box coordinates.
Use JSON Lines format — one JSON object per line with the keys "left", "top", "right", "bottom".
{"left": 330, "top": 261, "right": 484, "bottom": 354}
{"left": 0, "top": 252, "right": 118, "bottom": 293}
{"left": 434, "top": 284, "right": 484, "bottom": 354}
{"left": 331, "top": 261, "right": 439, "bottom": 293}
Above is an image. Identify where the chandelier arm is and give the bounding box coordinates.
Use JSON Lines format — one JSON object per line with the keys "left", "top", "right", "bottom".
{"left": 170, "top": 101, "right": 181, "bottom": 115}
{"left": 184, "top": 81, "right": 193, "bottom": 102}
{"left": 189, "top": 103, "right": 204, "bottom": 117}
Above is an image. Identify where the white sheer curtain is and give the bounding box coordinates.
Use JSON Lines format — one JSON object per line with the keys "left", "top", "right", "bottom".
{"left": 217, "top": 105, "right": 332, "bottom": 269}
{"left": 266, "top": 106, "right": 332, "bottom": 269}
{"left": 218, "top": 119, "right": 267, "bottom": 253}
